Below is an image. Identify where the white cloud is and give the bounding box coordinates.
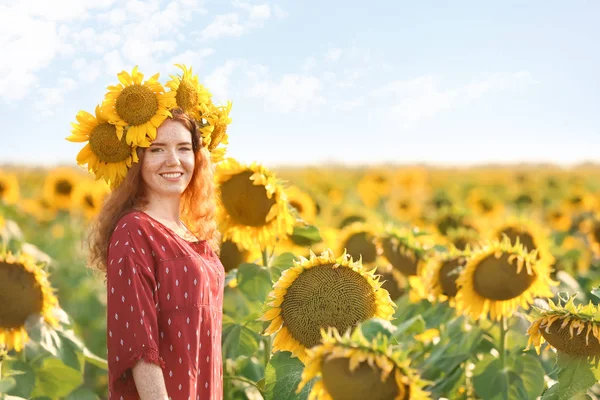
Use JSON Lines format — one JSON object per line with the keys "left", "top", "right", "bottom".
{"left": 325, "top": 48, "right": 343, "bottom": 62}
{"left": 0, "top": 6, "right": 63, "bottom": 101}
{"left": 247, "top": 73, "right": 325, "bottom": 113}
{"left": 249, "top": 4, "right": 271, "bottom": 21}
{"left": 165, "top": 49, "right": 215, "bottom": 70}
{"left": 104, "top": 50, "right": 126, "bottom": 74}
{"left": 33, "top": 77, "right": 77, "bottom": 117}
{"left": 273, "top": 5, "right": 289, "bottom": 20}
{"left": 374, "top": 72, "right": 534, "bottom": 126}
{"left": 302, "top": 57, "right": 317, "bottom": 71}
{"left": 333, "top": 99, "right": 364, "bottom": 111}
{"left": 200, "top": 13, "right": 245, "bottom": 40}
{"left": 8, "top": 0, "right": 116, "bottom": 21}
{"left": 205, "top": 60, "right": 241, "bottom": 102}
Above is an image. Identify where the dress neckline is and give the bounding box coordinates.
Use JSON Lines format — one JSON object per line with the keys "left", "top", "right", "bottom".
{"left": 135, "top": 211, "right": 205, "bottom": 246}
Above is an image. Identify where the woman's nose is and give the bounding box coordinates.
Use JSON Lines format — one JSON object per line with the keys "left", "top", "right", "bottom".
{"left": 165, "top": 150, "right": 181, "bottom": 166}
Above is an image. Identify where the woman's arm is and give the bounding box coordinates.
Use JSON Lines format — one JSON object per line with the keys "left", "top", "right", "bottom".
{"left": 132, "top": 360, "right": 169, "bottom": 399}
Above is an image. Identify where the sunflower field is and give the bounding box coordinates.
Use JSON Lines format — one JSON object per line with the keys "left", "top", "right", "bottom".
{"left": 1, "top": 162, "right": 600, "bottom": 400}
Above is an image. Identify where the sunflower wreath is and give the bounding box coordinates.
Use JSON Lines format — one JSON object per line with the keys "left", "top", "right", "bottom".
{"left": 67, "top": 64, "right": 232, "bottom": 189}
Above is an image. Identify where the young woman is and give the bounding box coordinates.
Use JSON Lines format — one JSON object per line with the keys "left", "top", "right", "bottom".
{"left": 88, "top": 109, "right": 224, "bottom": 399}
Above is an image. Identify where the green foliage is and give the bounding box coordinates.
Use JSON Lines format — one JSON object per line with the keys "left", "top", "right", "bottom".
{"left": 263, "top": 352, "right": 312, "bottom": 400}
{"left": 289, "top": 225, "right": 322, "bottom": 247}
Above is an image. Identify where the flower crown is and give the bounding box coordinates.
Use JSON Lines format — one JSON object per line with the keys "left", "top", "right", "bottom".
{"left": 66, "top": 64, "right": 232, "bottom": 189}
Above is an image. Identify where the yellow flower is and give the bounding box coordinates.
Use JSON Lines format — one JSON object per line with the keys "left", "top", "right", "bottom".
{"left": 0, "top": 251, "right": 59, "bottom": 351}
{"left": 465, "top": 188, "right": 504, "bottom": 220}
{"left": 102, "top": 66, "right": 176, "bottom": 146}
{"left": 422, "top": 245, "right": 471, "bottom": 303}
{"left": 72, "top": 179, "right": 110, "bottom": 220}
{"left": 0, "top": 170, "right": 19, "bottom": 205}
{"left": 297, "top": 327, "right": 431, "bottom": 400}
{"left": 219, "top": 239, "right": 261, "bottom": 272}
{"left": 338, "top": 222, "right": 380, "bottom": 266}
{"left": 165, "top": 64, "right": 212, "bottom": 121}
{"left": 260, "top": 249, "right": 395, "bottom": 363}
{"left": 286, "top": 185, "right": 317, "bottom": 224}
{"left": 580, "top": 214, "right": 600, "bottom": 257}
{"left": 42, "top": 167, "right": 83, "bottom": 211}
{"left": 204, "top": 101, "right": 232, "bottom": 164}
{"left": 455, "top": 237, "right": 556, "bottom": 321}
{"left": 216, "top": 158, "right": 295, "bottom": 251}
{"left": 19, "top": 198, "right": 56, "bottom": 223}
{"left": 527, "top": 295, "right": 600, "bottom": 357}
{"left": 378, "top": 228, "right": 431, "bottom": 277}
{"left": 66, "top": 105, "right": 143, "bottom": 188}
{"left": 386, "top": 190, "right": 424, "bottom": 224}
{"left": 544, "top": 206, "right": 572, "bottom": 232}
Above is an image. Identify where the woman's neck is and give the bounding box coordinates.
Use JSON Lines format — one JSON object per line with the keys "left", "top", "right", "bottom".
{"left": 142, "top": 194, "right": 181, "bottom": 224}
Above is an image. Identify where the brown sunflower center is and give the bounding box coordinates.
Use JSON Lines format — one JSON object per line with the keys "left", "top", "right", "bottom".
{"left": 339, "top": 215, "right": 365, "bottom": 229}
{"left": 89, "top": 123, "right": 133, "bottom": 163}
{"left": 398, "top": 201, "right": 410, "bottom": 211}
{"left": 542, "top": 318, "right": 600, "bottom": 356}
{"left": 593, "top": 222, "right": 600, "bottom": 243}
{"left": 377, "top": 266, "right": 405, "bottom": 300}
{"left": 0, "top": 261, "right": 44, "bottom": 328}
{"left": 281, "top": 264, "right": 377, "bottom": 348}
{"left": 0, "top": 182, "right": 5, "bottom": 196}
{"left": 220, "top": 171, "right": 276, "bottom": 227}
{"left": 175, "top": 79, "right": 199, "bottom": 112}
{"left": 115, "top": 84, "right": 159, "bottom": 126}
{"left": 209, "top": 125, "right": 226, "bottom": 151}
{"left": 289, "top": 200, "right": 304, "bottom": 213}
{"left": 219, "top": 240, "right": 247, "bottom": 273}
{"left": 382, "top": 238, "right": 419, "bottom": 276}
{"left": 473, "top": 253, "right": 536, "bottom": 301}
{"left": 479, "top": 198, "right": 495, "bottom": 213}
{"left": 500, "top": 227, "right": 536, "bottom": 253}
{"left": 55, "top": 179, "right": 73, "bottom": 196}
{"left": 344, "top": 232, "right": 377, "bottom": 264}
{"left": 438, "top": 258, "right": 463, "bottom": 297}
{"left": 83, "top": 194, "right": 95, "bottom": 209}
{"left": 321, "top": 358, "right": 406, "bottom": 400}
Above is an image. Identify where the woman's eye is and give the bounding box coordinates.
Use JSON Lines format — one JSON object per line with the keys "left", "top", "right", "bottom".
{"left": 180, "top": 147, "right": 192, "bottom": 151}
{"left": 150, "top": 148, "right": 162, "bottom": 153}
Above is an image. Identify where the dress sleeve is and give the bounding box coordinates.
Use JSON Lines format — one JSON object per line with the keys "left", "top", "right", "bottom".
{"left": 106, "top": 217, "right": 164, "bottom": 393}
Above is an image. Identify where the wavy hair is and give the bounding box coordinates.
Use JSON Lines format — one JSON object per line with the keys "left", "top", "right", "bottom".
{"left": 87, "top": 109, "right": 220, "bottom": 274}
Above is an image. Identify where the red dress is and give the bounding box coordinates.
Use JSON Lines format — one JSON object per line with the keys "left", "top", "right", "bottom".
{"left": 106, "top": 211, "right": 224, "bottom": 400}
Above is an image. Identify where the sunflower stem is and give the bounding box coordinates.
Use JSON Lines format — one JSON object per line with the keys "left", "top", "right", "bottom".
{"left": 499, "top": 316, "right": 507, "bottom": 369}
{"left": 263, "top": 336, "right": 272, "bottom": 368}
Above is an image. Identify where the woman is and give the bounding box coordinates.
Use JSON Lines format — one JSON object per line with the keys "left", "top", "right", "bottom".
{"left": 88, "top": 109, "right": 224, "bottom": 399}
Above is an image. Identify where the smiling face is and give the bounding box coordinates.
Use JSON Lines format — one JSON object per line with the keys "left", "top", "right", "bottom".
{"left": 141, "top": 118, "right": 196, "bottom": 199}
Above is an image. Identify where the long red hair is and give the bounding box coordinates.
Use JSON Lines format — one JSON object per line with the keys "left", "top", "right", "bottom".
{"left": 87, "top": 109, "right": 220, "bottom": 274}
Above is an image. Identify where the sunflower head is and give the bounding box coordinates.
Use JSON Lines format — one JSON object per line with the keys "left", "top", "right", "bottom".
{"left": 338, "top": 222, "right": 380, "bottom": 266}
{"left": 165, "top": 64, "right": 212, "bottom": 121}
{"left": 204, "top": 101, "right": 232, "bottom": 164}
{"left": 423, "top": 245, "right": 471, "bottom": 302}
{"left": 67, "top": 105, "right": 142, "bottom": 188}
{"left": 216, "top": 158, "right": 295, "bottom": 251}
{"left": 42, "top": 167, "right": 84, "bottom": 211}
{"left": 580, "top": 214, "right": 600, "bottom": 257}
{"left": 0, "top": 170, "right": 20, "bottom": 205}
{"left": 285, "top": 185, "right": 317, "bottom": 224}
{"left": 297, "top": 327, "right": 431, "bottom": 400}
{"left": 260, "top": 249, "right": 395, "bottom": 363}
{"left": 445, "top": 226, "right": 481, "bottom": 251}
{"left": 0, "top": 251, "right": 59, "bottom": 351}
{"left": 73, "top": 180, "right": 111, "bottom": 220}
{"left": 527, "top": 294, "right": 600, "bottom": 358}
{"left": 378, "top": 228, "right": 431, "bottom": 277}
{"left": 455, "top": 237, "right": 557, "bottom": 321}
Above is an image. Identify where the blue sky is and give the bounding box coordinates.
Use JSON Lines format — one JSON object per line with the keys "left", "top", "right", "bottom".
{"left": 1, "top": 0, "right": 598, "bottom": 167}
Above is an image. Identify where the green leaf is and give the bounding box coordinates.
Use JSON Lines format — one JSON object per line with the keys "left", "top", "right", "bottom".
{"left": 0, "top": 377, "right": 17, "bottom": 393}
{"left": 222, "top": 323, "right": 261, "bottom": 359}
{"left": 65, "top": 387, "right": 100, "bottom": 400}
{"left": 30, "top": 358, "right": 82, "bottom": 399}
{"left": 270, "top": 252, "right": 297, "bottom": 283}
{"left": 237, "top": 263, "right": 273, "bottom": 303}
{"left": 556, "top": 353, "right": 599, "bottom": 400}
{"left": 510, "top": 353, "right": 545, "bottom": 399}
{"left": 289, "top": 225, "right": 322, "bottom": 247}
{"left": 263, "top": 352, "right": 312, "bottom": 400}
{"left": 358, "top": 318, "right": 396, "bottom": 341}
{"left": 392, "top": 315, "right": 425, "bottom": 338}
{"left": 591, "top": 287, "right": 600, "bottom": 300}
{"left": 473, "top": 355, "right": 529, "bottom": 400}
{"left": 82, "top": 347, "right": 108, "bottom": 370}
{"left": 5, "top": 360, "right": 35, "bottom": 398}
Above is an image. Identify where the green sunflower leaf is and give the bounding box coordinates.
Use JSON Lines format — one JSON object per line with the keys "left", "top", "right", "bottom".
{"left": 555, "top": 353, "right": 599, "bottom": 400}
{"left": 289, "top": 225, "right": 322, "bottom": 246}
{"left": 263, "top": 351, "right": 313, "bottom": 400}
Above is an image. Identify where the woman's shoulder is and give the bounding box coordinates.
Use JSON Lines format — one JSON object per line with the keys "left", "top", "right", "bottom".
{"left": 111, "top": 211, "right": 161, "bottom": 237}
